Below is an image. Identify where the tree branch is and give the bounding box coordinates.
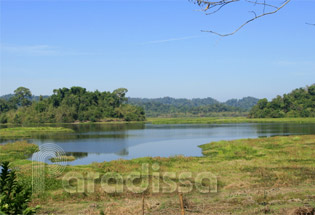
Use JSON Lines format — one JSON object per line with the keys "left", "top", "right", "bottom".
{"left": 245, "top": 0, "right": 278, "bottom": 9}
{"left": 192, "top": 0, "right": 292, "bottom": 36}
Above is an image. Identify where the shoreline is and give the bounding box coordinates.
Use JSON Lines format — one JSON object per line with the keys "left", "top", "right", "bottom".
{"left": 1, "top": 117, "right": 315, "bottom": 127}
{"left": 147, "top": 117, "right": 315, "bottom": 124}
{"left": 4, "top": 134, "right": 314, "bottom": 214}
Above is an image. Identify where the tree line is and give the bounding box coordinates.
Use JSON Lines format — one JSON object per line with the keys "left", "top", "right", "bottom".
{"left": 128, "top": 96, "right": 259, "bottom": 117}
{"left": 249, "top": 84, "right": 315, "bottom": 118}
{"left": 1, "top": 85, "right": 314, "bottom": 122}
{"left": 0, "top": 87, "right": 145, "bottom": 124}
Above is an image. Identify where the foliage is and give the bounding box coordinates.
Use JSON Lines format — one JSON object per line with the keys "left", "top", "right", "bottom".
{"left": 0, "top": 87, "right": 260, "bottom": 120}
{"left": 128, "top": 97, "right": 258, "bottom": 117}
{"left": 224, "top": 97, "right": 259, "bottom": 111}
{"left": 0, "top": 127, "right": 73, "bottom": 139}
{"left": 147, "top": 117, "right": 315, "bottom": 124}
{"left": 249, "top": 84, "right": 315, "bottom": 118}
{"left": 0, "top": 87, "right": 145, "bottom": 124}
{"left": 128, "top": 96, "right": 219, "bottom": 107}
{"left": 0, "top": 162, "right": 38, "bottom": 215}
{"left": 18, "top": 135, "right": 315, "bottom": 214}
{"left": 13, "top": 87, "right": 32, "bottom": 107}
{"left": 0, "top": 141, "right": 39, "bottom": 162}
{"left": 0, "top": 135, "right": 314, "bottom": 214}
{"left": 50, "top": 156, "right": 76, "bottom": 162}
{"left": 136, "top": 102, "right": 246, "bottom": 117}
{"left": 115, "top": 104, "right": 146, "bottom": 121}
{"left": 0, "top": 94, "right": 49, "bottom": 102}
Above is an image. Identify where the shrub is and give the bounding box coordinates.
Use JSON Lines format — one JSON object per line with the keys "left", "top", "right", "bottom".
{"left": 0, "top": 162, "right": 39, "bottom": 215}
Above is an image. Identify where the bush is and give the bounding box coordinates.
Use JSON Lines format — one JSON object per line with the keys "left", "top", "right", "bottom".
{"left": 249, "top": 85, "right": 315, "bottom": 118}
{"left": 0, "top": 162, "right": 38, "bottom": 215}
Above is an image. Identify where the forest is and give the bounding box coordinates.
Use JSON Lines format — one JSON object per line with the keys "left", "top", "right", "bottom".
{"left": 0, "top": 87, "right": 145, "bottom": 124}
{"left": 1, "top": 85, "right": 314, "bottom": 124}
{"left": 249, "top": 84, "right": 315, "bottom": 118}
{"left": 128, "top": 96, "right": 259, "bottom": 117}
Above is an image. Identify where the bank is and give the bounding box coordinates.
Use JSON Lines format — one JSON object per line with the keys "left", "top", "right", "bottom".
{"left": 1, "top": 134, "right": 314, "bottom": 214}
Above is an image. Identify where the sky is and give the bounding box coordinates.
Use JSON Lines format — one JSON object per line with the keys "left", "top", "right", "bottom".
{"left": 0, "top": 0, "right": 314, "bottom": 102}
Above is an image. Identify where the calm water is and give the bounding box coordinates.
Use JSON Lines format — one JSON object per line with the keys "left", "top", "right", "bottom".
{"left": 1, "top": 123, "right": 315, "bottom": 165}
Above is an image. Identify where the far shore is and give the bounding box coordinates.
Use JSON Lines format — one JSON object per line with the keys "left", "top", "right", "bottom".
{"left": 1, "top": 117, "right": 315, "bottom": 128}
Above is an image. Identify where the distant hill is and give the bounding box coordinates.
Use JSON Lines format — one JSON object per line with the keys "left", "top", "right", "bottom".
{"left": 128, "top": 97, "right": 219, "bottom": 107}
{"left": 0, "top": 94, "right": 49, "bottom": 101}
{"left": 224, "top": 97, "right": 260, "bottom": 111}
{"left": 1, "top": 93, "right": 260, "bottom": 118}
{"left": 128, "top": 96, "right": 259, "bottom": 117}
{"left": 249, "top": 84, "right": 315, "bottom": 118}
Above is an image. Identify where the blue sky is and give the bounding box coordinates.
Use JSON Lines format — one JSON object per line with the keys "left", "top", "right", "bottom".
{"left": 0, "top": 0, "right": 314, "bottom": 101}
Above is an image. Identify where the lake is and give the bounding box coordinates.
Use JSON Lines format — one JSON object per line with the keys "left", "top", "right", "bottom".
{"left": 2, "top": 123, "right": 315, "bottom": 165}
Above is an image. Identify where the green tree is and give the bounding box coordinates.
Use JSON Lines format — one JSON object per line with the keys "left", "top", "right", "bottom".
{"left": 249, "top": 85, "right": 315, "bottom": 118}
{"left": 1, "top": 87, "right": 146, "bottom": 124}
{"left": 13, "top": 87, "right": 32, "bottom": 107}
{"left": 113, "top": 88, "right": 128, "bottom": 106}
{"left": 308, "top": 85, "right": 315, "bottom": 96}
{"left": 0, "top": 99, "right": 9, "bottom": 113}
{"left": 0, "top": 162, "right": 38, "bottom": 215}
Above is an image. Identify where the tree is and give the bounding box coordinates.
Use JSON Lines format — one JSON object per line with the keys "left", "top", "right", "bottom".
{"left": 191, "top": 0, "right": 292, "bottom": 36}
{"left": 0, "top": 162, "right": 38, "bottom": 215}
{"left": 249, "top": 85, "right": 315, "bottom": 118}
{"left": 113, "top": 88, "right": 128, "bottom": 106}
{"left": 0, "top": 87, "right": 146, "bottom": 124}
{"left": 13, "top": 87, "right": 32, "bottom": 107}
{"left": 0, "top": 99, "right": 9, "bottom": 113}
{"left": 308, "top": 84, "right": 315, "bottom": 96}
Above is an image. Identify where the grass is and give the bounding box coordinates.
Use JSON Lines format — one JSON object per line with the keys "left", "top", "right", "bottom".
{"left": 0, "top": 141, "right": 39, "bottom": 162}
{"left": 50, "top": 155, "right": 76, "bottom": 162}
{"left": 0, "top": 126, "right": 74, "bottom": 138}
{"left": 147, "top": 117, "right": 315, "bottom": 124}
{"left": 3, "top": 117, "right": 314, "bottom": 126}
{"left": 4, "top": 135, "right": 315, "bottom": 214}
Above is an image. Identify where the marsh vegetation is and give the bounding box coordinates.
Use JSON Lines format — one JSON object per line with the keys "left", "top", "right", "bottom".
{"left": 1, "top": 135, "right": 314, "bottom": 214}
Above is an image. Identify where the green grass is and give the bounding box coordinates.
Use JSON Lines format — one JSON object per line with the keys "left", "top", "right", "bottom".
{"left": 0, "top": 141, "right": 39, "bottom": 162}
{"left": 4, "top": 135, "right": 315, "bottom": 214}
{"left": 147, "top": 117, "right": 315, "bottom": 124}
{"left": 50, "top": 155, "right": 76, "bottom": 162}
{"left": 0, "top": 126, "right": 74, "bottom": 138}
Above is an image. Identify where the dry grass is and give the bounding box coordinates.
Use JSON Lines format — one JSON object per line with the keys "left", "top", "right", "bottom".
{"left": 0, "top": 141, "right": 39, "bottom": 162}
{"left": 0, "top": 126, "right": 74, "bottom": 138}
{"left": 6, "top": 135, "right": 315, "bottom": 214}
{"left": 50, "top": 155, "right": 76, "bottom": 162}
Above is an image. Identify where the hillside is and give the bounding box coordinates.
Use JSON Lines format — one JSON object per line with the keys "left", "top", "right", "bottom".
{"left": 224, "top": 97, "right": 260, "bottom": 111}
{"left": 128, "top": 96, "right": 219, "bottom": 107}
{"left": 249, "top": 84, "right": 315, "bottom": 118}
{"left": 0, "top": 94, "right": 49, "bottom": 101}
{"left": 128, "top": 96, "right": 259, "bottom": 117}
{"left": 1, "top": 92, "right": 260, "bottom": 119}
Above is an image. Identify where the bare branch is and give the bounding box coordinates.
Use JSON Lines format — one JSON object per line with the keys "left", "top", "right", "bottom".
{"left": 204, "top": 3, "right": 229, "bottom": 15}
{"left": 306, "top": 22, "right": 315, "bottom": 26}
{"left": 246, "top": 0, "right": 278, "bottom": 9}
{"left": 192, "top": 0, "right": 291, "bottom": 36}
{"left": 191, "top": 0, "right": 240, "bottom": 13}
{"left": 249, "top": 10, "right": 257, "bottom": 18}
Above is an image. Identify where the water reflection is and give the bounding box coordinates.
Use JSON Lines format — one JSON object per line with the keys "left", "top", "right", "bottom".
{"left": 1, "top": 123, "right": 315, "bottom": 165}
{"left": 65, "top": 152, "right": 88, "bottom": 159}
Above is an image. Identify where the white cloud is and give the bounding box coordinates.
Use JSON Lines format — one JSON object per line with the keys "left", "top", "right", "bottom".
{"left": 141, "top": 35, "right": 201, "bottom": 45}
